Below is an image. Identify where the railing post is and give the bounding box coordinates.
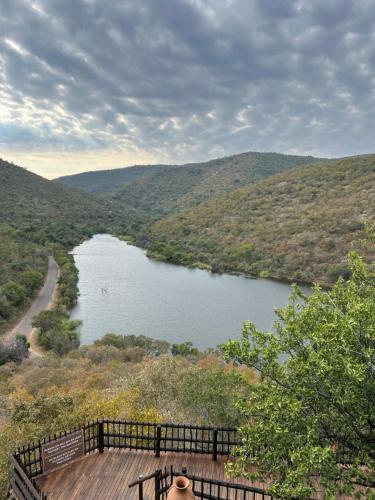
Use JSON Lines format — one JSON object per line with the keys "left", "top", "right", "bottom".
{"left": 98, "top": 421, "right": 104, "bottom": 454}
{"left": 212, "top": 428, "right": 218, "bottom": 461}
{"left": 154, "top": 469, "right": 161, "bottom": 500}
{"left": 138, "top": 475, "right": 143, "bottom": 500}
{"left": 155, "top": 425, "right": 161, "bottom": 458}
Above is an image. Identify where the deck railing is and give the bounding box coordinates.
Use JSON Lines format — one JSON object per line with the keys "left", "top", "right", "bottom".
{"left": 129, "top": 466, "right": 274, "bottom": 500}
{"left": 9, "top": 455, "right": 47, "bottom": 500}
{"left": 14, "top": 419, "right": 240, "bottom": 480}
{"left": 11, "top": 419, "right": 241, "bottom": 499}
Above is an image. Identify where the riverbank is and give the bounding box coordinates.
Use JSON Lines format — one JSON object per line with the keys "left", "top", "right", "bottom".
{"left": 120, "top": 234, "right": 326, "bottom": 289}
{"left": 70, "top": 234, "right": 303, "bottom": 349}
{"left": 4, "top": 256, "right": 59, "bottom": 356}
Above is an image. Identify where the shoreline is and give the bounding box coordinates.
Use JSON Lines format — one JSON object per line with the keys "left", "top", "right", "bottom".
{"left": 3, "top": 256, "right": 60, "bottom": 357}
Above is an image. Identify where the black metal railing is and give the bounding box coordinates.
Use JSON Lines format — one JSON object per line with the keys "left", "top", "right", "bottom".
{"left": 102, "top": 420, "right": 239, "bottom": 458}
{"left": 11, "top": 419, "right": 241, "bottom": 499}
{"left": 129, "top": 466, "right": 274, "bottom": 500}
{"left": 9, "top": 455, "right": 47, "bottom": 500}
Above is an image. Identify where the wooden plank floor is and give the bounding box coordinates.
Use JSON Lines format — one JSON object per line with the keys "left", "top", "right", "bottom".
{"left": 37, "top": 448, "right": 267, "bottom": 499}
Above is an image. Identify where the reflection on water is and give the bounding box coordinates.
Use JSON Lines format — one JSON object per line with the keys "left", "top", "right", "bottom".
{"left": 71, "top": 234, "right": 307, "bottom": 349}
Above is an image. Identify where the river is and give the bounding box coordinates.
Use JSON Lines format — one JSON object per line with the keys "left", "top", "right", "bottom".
{"left": 71, "top": 234, "right": 308, "bottom": 349}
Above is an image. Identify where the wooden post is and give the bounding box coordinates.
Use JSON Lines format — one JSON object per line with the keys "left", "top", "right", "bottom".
{"left": 212, "top": 428, "right": 218, "bottom": 461}
{"left": 155, "top": 425, "right": 161, "bottom": 458}
{"left": 98, "top": 421, "right": 104, "bottom": 454}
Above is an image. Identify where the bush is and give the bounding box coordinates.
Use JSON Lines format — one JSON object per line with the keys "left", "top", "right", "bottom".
{"left": 95, "top": 333, "right": 170, "bottom": 356}
{"left": 171, "top": 341, "right": 200, "bottom": 357}
{"left": 21, "top": 270, "right": 44, "bottom": 294}
{"left": 326, "top": 263, "right": 351, "bottom": 282}
{"left": 33, "top": 310, "right": 80, "bottom": 355}
{"left": 0, "top": 335, "right": 29, "bottom": 366}
{"left": 2, "top": 281, "right": 26, "bottom": 306}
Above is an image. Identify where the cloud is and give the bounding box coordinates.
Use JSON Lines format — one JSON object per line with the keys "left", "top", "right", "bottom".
{"left": 0, "top": 0, "right": 374, "bottom": 177}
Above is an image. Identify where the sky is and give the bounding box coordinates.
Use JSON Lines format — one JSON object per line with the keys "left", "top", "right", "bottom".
{"left": 0, "top": 0, "right": 374, "bottom": 178}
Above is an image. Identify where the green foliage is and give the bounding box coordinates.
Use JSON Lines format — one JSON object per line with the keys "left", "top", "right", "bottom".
{"left": 148, "top": 155, "right": 375, "bottom": 284}
{"left": 33, "top": 310, "right": 80, "bottom": 355}
{"left": 0, "top": 158, "right": 138, "bottom": 333}
{"left": 58, "top": 152, "right": 322, "bottom": 224}
{"left": 12, "top": 395, "right": 74, "bottom": 425}
{"left": 1, "top": 281, "right": 26, "bottom": 306}
{"left": 179, "top": 366, "right": 250, "bottom": 427}
{"left": 20, "top": 270, "right": 44, "bottom": 294}
{"left": 95, "top": 333, "right": 170, "bottom": 356}
{"left": 171, "top": 341, "right": 200, "bottom": 357}
{"left": 221, "top": 252, "right": 375, "bottom": 498}
{"left": 327, "top": 263, "right": 351, "bottom": 282}
{"left": 52, "top": 246, "right": 79, "bottom": 310}
{"left": 0, "top": 345, "right": 251, "bottom": 497}
{"left": 0, "top": 335, "right": 30, "bottom": 366}
{"left": 0, "top": 223, "right": 47, "bottom": 330}
{"left": 6, "top": 335, "right": 30, "bottom": 364}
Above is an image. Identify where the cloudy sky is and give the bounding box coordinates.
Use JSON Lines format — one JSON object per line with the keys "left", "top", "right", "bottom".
{"left": 0, "top": 0, "right": 374, "bottom": 178}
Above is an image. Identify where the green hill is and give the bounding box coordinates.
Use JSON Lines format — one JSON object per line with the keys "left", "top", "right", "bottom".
{"left": 56, "top": 152, "right": 324, "bottom": 222}
{"left": 147, "top": 155, "right": 375, "bottom": 284}
{"left": 0, "top": 159, "right": 129, "bottom": 331}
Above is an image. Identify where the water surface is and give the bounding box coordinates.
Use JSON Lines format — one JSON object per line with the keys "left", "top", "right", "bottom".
{"left": 71, "top": 234, "right": 306, "bottom": 349}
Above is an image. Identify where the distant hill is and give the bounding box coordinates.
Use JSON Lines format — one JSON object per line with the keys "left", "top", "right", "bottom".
{"left": 147, "top": 155, "right": 375, "bottom": 284}
{"left": 56, "top": 152, "right": 324, "bottom": 221}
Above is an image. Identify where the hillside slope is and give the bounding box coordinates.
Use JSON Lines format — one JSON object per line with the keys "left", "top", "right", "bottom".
{"left": 147, "top": 155, "right": 375, "bottom": 284}
{"left": 0, "top": 159, "right": 129, "bottom": 331}
{"left": 57, "top": 152, "right": 324, "bottom": 221}
{"left": 0, "top": 159, "right": 130, "bottom": 244}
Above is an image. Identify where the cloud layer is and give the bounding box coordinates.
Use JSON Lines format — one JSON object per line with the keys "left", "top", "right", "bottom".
{"left": 0, "top": 0, "right": 374, "bottom": 176}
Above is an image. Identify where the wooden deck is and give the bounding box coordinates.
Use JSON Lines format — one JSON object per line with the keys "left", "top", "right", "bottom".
{"left": 37, "top": 448, "right": 266, "bottom": 499}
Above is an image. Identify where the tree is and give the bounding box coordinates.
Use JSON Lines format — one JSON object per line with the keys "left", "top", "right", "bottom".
{"left": 2, "top": 281, "right": 26, "bottom": 306}
{"left": 171, "top": 341, "right": 199, "bottom": 357}
{"left": 6, "top": 334, "right": 29, "bottom": 363}
{"left": 221, "top": 252, "right": 374, "bottom": 499}
{"left": 47, "top": 319, "right": 80, "bottom": 355}
{"left": 32, "top": 309, "right": 64, "bottom": 335}
{"left": 33, "top": 310, "right": 80, "bottom": 355}
{"left": 179, "top": 366, "right": 250, "bottom": 427}
{"left": 21, "top": 269, "right": 44, "bottom": 293}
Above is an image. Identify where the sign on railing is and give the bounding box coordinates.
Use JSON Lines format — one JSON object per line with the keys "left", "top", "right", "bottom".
{"left": 42, "top": 430, "right": 84, "bottom": 474}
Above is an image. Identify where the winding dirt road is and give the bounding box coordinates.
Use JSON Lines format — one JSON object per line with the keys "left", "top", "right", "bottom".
{"left": 4, "top": 256, "right": 59, "bottom": 355}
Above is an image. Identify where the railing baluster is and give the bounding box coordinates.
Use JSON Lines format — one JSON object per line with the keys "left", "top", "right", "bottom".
{"left": 212, "top": 428, "right": 218, "bottom": 461}
{"left": 98, "top": 420, "right": 104, "bottom": 453}
{"left": 155, "top": 424, "right": 161, "bottom": 457}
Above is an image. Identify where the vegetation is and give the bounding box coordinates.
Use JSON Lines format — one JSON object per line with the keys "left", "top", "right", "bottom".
{"left": 57, "top": 152, "right": 323, "bottom": 223}
{"left": 0, "top": 159, "right": 132, "bottom": 333}
{"left": 32, "top": 310, "right": 80, "bottom": 355}
{"left": 148, "top": 155, "right": 375, "bottom": 284}
{"left": 0, "top": 224, "right": 47, "bottom": 331}
{"left": 0, "top": 335, "right": 252, "bottom": 496}
{"left": 222, "top": 252, "right": 375, "bottom": 498}
{"left": 1, "top": 153, "right": 374, "bottom": 499}
{"left": 0, "top": 335, "right": 29, "bottom": 365}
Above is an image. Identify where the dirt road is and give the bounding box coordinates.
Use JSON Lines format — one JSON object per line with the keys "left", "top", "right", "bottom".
{"left": 4, "top": 256, "right": 59, "bottom": 354}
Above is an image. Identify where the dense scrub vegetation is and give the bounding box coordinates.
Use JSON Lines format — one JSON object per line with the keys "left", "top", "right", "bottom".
{"left": 148, "top": 155, "right": 375, "bottom": 284}
{"left": 57, "top": 152, "right": 323, "bottom": 222}
{"left": 0, "top": 224, "right": 47, "bottom": 331}
{"left": 0, "top": 335, "right": 29, "bottom": 365}
{"left": 0, "top": 335, "right": 252, "bottom": 496}
{"left": 0, "top": 159, "right": 131, "bottom": 247}
{"left": 0, "top": 159, "right": 133, "bottom": 333}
